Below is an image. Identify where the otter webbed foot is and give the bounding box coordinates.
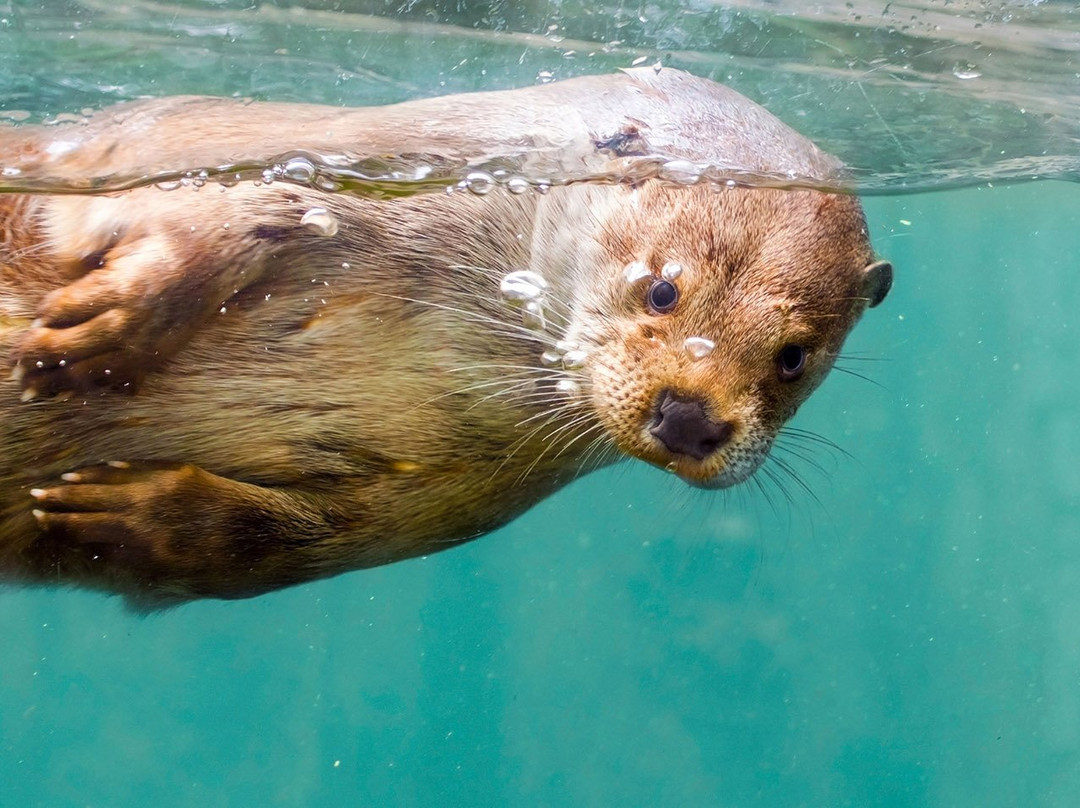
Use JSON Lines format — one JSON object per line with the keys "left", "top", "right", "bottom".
{"left": 28, "top": 461, "right": 338, "bottom": 601}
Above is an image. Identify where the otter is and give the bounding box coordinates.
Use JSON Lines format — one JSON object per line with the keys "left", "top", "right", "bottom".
{"left": 0, "top": 68, "right": 891, "bottom": 607}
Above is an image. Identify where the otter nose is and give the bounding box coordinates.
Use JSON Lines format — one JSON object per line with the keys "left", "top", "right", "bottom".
{"left": 650, "top": 391, "right": 733, "bottom": 461}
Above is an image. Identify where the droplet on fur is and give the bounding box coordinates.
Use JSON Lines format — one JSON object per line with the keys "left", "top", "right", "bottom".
{"left": 661, "top": 261, "right": 683, "bottom": 281}
{"left": 282, "top": 157, "right": 317, "bottom": 184}
{"left": 499, "top": 270, "right": 549, "bottom": 306}
{"left": 659, "top": 159, "right": 700, "bottom": 185}
{"left": 556, "top": 379, "right": 580, "bottom": 396}
{"left": 684, "top": 336, "right": 715, "bottom": 360}
{"left": 540, "top": 350, "right": 562, "bottom": 367}
{"left": 561, "top": 350, "right": 588, "bottom": 370}
{"left": 521, "top": 300, "right": 547, "bottom": 331}
{"left": 623, "top": 260, "right": 651, "bottom": 285}
{"left": 506, "top": 176, "right": 530, "bottom": 195}
{"left": 300, "top": 207, "right": 339, "bottom": 237}
{"left": 465, "top": 171, "right": 495, "bottom": 195}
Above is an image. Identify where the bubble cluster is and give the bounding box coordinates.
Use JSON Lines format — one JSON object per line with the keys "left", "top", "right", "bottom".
{"left": 499, "top": 270, "right": 550, "bottom": 331}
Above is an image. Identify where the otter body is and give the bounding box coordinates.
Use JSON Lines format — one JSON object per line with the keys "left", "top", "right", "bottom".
{"left": 0, "top": 69, "right": 890, "bottom": 606}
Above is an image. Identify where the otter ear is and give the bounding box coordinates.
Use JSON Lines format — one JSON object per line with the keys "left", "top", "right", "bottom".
{"left": 861, "top": 260, "right": 892, "bottom": 308}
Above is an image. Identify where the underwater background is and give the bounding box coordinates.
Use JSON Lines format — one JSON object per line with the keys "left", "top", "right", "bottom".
{"left": 1, "top": 1, "right": 1079, "bottom": 805}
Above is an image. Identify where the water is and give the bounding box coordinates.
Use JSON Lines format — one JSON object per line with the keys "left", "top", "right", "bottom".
{"left": 1, "top": 2, "right": 1079, "bottom": 806}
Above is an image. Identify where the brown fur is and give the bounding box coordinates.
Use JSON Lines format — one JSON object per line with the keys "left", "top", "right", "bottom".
{"left": 0, "top": 70, "right": 889, "bottom": 607}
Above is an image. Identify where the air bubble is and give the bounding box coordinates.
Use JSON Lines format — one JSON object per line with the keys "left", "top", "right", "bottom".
{"left": 499, "top": 270, "right": 549, "bottom": 306}
{"left": 659, "top": 159, "right": 701, "bottom": 185}
{"left": 155, "top": 180, "right": 182, "bottom": 191}
{"left": 506, "top": 176, "right": 530, "bottom": 195}
{"left": 522, "top": 300, "right": 547, "bottom": 331}
{"left": 535, "top": 182, "right": 551, "bottom": 195}
{"left": 282, "top": 157, "right": 317, "bottom": 184}
{"left": 661, "top": 261, "right": 683, "bottom": 281}
{"left": 562, "top": 350, "right": 588, "bottom": 370}
{"left": 623, "top": 260, "right": 651, "bottom": 284}
{"left": 465, "top": 171, "right": 495, "bottom": 195}
{"left": 684, "top": 336, "right": 715, "bottom": 360}
{"left": 300, "top": 207, "right": 339, "bottom": 237}
{"left": 261, "top": 169, "right": 275, "bottom": 185}
{"left": 953, "top": 65, "right": 982, "bottom": 80}
{"left": 556, "top": 379, "right": 580, "bottom": 396}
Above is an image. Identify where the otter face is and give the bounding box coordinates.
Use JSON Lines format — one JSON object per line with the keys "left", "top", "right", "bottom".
{"left": 565, "top": 184, "right": 890, "bottom": 489}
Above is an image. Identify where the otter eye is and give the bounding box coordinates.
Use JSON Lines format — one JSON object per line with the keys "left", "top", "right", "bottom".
{"left": 647, "top": 279, "right": 679, "bottom": 314}
{"left": 776, "top": 344, "right": 807, "bottom": 382}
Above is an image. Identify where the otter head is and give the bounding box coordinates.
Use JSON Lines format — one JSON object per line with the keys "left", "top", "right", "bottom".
{"left": 564, "top": 183, "right": 891, "bottom": 489}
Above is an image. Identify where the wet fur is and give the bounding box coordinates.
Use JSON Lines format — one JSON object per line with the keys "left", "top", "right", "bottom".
{"left": 0, "top": 71, "right": 887, "bottom": 607}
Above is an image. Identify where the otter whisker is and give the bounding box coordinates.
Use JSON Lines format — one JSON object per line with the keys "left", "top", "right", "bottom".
{"left": 447, "top": 263, "right": 577, "bottom": 320}
{"left": 405, "top": 370, "right": 555, "bottom": 412}
{"left": 366, "top": 290, "right": 566, "bottom": 349}
{"left": 513, "top": 400, "right": 585, "bottom": 428}
{"left": 517, "top": 415, "right": 604, "bottom": 484}
{"left": 780, "top": 426, "right": 847, "bottom": 453}
{"left": 830, "top": 365, "right": 886, "bottom": 388}
{"left": 771, "top": 442, "right": 831, "bottom": 478}
{"left": 767, "top": 455, "right": 821, "bottom": 508}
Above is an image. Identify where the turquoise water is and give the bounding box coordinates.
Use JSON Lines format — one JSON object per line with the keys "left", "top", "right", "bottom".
{"left": 3, "top": 2, "right": 1080, "bottom": 806}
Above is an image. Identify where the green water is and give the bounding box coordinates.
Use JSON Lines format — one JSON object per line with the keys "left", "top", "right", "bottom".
{"left": 2, "top": 2, "right": 1080, "bottom": 806}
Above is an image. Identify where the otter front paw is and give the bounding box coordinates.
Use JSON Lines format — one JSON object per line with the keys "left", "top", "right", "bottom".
{"left": 11, "top": 300, "right": 154, "bottom": 399}
{"left": 9, "top": 254, "right": 183, "bottom": 399}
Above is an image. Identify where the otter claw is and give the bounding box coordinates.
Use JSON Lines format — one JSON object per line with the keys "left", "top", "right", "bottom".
{"left": 9, "top": 364, "right": 24, "bottom": 383}
{"left": 20, "top": 386, "right": 38, "bottom": 403}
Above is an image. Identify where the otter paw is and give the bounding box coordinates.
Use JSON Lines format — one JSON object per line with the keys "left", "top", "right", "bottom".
{"left": 29, "top": 461, "right": 209, "bottom": 556}
{"left": 8, "top": 239, "right": 196, "bottom": 399}
{"left": 10, "top": 303, "right": 151, "bottom": 399}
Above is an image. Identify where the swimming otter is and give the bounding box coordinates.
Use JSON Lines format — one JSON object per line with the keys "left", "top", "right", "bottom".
{"left": 0, "top": 68, "right": 891, "bottom": 607}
